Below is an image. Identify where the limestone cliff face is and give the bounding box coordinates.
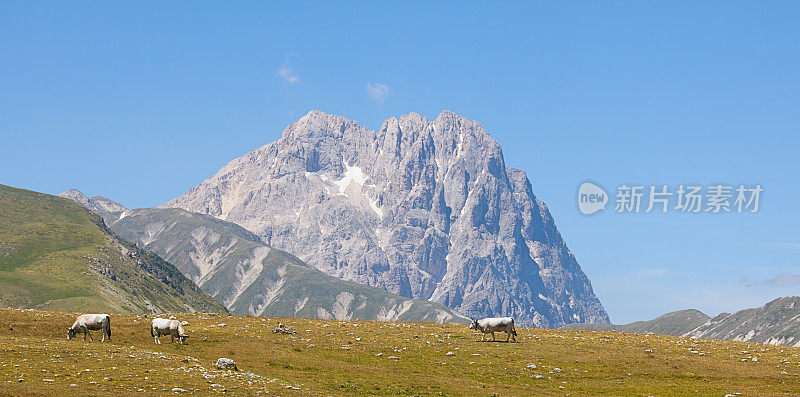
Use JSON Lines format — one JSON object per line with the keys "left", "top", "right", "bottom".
{"left": 164, "top": 110, "right": 609, "bottom": 327}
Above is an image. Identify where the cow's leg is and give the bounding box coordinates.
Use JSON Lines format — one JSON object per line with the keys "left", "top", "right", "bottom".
{"left": 491, "top": 332, "right": 495, "bottom": 341}
{"left": 171, "top": 335, "right": 174, "bottom": 343}
{"left": 480, "top": 333, "right": 486, "bottom": 342}
{"left": 506, "top": 331, "right": 510, "bottom": 342}
{"left": 87, "top": 330, "right": 93, "bottom": 342}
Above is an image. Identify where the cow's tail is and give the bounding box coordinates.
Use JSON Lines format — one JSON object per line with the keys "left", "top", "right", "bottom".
{"left": 511, "top": 319, "right": 518, "bottom": 336}
{"left": 150, "top": 323, "right": 154, "bottom": 337}
{"left": 106, "top": 316, "right": 111, "bottom": 339}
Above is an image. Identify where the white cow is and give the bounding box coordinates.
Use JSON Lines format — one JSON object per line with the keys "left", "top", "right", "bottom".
{"left": 469, "top": 317, "right": 518, "bottom": 342}
{"left": 151, "top": 318, "right": 189, "bottom": 344}
{"left": 67, "top": 314, "right": 111, "bottom": 342}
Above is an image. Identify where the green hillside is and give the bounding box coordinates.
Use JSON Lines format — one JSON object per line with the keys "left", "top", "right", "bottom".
{"left": 0, "top": 184, "right": 225, "bottom": 314}
{"left": 563, "top": 309, "right": 710, "bottom": 336}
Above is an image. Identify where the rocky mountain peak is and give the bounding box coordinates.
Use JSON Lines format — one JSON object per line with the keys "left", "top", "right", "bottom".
{"left": 283, "top": 110, "right": 365, "bottom": 142}
{"left": 59, "top": 189, "right": 127, "bottom": 214}
{"left": 60, "top": 188, "right": 89, "bottom": 202}
{"left": 163, "top": 111, "right": 609, "bottom": 327}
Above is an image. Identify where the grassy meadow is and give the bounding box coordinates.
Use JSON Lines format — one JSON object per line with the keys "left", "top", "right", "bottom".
{"left": 0, "top": 309, "right": 798, "bottom": 395}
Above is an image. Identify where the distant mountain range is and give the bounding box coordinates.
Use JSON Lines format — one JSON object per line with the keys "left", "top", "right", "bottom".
{"left": 565, "top": 297, "right": 800, "bottom": 346}
{"left": 0, "top": 184, "right": 225, "bottom": 314}
{"left": 685, "top": 297, "right": 800, "bottom": 346}
{"left": 562, "top": 309, "right": 710, "bottom": 336}
{"left": 97, "top": 205, "right": 467, "bottom": 323}
{"left": 162, "top": 110, "right": 609, "bottom": 327}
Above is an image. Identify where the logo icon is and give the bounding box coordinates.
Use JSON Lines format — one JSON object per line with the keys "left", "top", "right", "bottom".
{"left": 578, "top": 182, "right": 608, "bottom": 215}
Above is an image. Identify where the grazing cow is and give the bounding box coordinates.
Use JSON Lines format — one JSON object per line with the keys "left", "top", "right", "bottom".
{"left": 151, "top": 318, "right": 189, "bottom": 344}
{"left": 67, "top": 314, "right": 111, "bottom": 342}
{"left": 469, "top": 317, "right": 517, "bottom": 342}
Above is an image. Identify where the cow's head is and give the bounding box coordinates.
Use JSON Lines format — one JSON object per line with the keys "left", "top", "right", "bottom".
{"left": 67, "top": 328, "right": 76, "bottom": 340}
{"left": 468, "top": 318, "right": 478, "bottom": 330}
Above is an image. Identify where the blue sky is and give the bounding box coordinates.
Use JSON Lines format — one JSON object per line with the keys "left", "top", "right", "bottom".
{"left": 1, "top": 2, "right": 798, "bottom": 323}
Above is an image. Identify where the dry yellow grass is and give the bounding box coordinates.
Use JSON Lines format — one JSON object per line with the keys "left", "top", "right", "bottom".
{"left": 0, "top": 308, "right": 798, "bottom": 396}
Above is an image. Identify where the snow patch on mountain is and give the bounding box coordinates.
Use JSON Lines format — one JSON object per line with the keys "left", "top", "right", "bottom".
{"left": 332, "top": 161, "right": 367, "bottom": 194}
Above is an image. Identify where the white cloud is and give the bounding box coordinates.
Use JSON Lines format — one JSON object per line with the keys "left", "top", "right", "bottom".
{"left": 636, "top": 268, "right": 669, "bottom": 276}
{"left": 757, "top": 242, "right": 800, "bottom": 250}
{"left": 278, "top": 58, "right": 299, "bottom": 84}
{"left": 748, "top": 273, "right": 800, "bottom": 287}
{"left": 366, "top": 82, "right": 389, "bottom": 103}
